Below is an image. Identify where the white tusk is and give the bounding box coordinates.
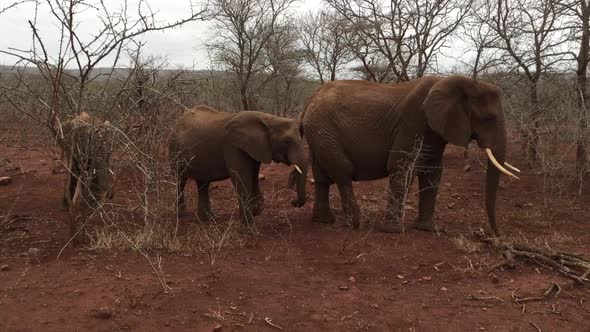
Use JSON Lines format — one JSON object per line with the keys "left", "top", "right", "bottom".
{"left": 504, "top": 162, "right": 521, "bottom": 173}
{"left": 294, "top": 165, "right": 303, "bottom": 174}
{"left": 485, "top": 148, "right": 520, "bottom": 180}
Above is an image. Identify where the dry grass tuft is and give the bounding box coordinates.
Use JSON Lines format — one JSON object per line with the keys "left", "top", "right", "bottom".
{"left": 450, "top": 234, "right": 482, "bottom": 253}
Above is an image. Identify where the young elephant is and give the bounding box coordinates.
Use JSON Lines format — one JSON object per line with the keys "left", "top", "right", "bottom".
{"left": 56, "top": 112, "right": 114, "bottom": 210}
{"left": 169, "top": 105, "right": 308, "bottom": 226}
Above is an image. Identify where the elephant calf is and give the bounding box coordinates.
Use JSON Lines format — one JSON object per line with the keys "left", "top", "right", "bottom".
{"left": 55, "top": 112, "right": 114, "bottom": 210}
{"left": 169, "top": 105, "right": 307, "bottom": 226}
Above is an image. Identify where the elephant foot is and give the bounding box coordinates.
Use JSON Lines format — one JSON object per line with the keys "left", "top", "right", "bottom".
{"left": 291, "top": 198, "right": 305, "bottom": 208}
{"left": 312, "top": 210, "right": 336, "bottom": 225}
{"left": 177, "top": 208, "right": 189, "bottom": 217}
{"left": 237, "top": 220, "right": 257, "bottom": 235}
{"left": 252, "top": 204, "right": 264, "bottom": 217}
{"left": 250, "top": 194, "right": 264, "bottom": 216}
{"left": 344, "top": 215, "right": 360, "bottom": 229}
{"left": 197, "top": 211, "right": 215, "bottom": 224}
{"left": 377, "top": 222, "right": 403, "bottom": 234}
{"left": 414, "top": 221, "right": 435, "bottom": 232}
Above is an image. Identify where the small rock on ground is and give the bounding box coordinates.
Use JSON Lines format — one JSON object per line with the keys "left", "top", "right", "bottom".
{"left": 91, "top": 307, "right": 113, "bottom": 320}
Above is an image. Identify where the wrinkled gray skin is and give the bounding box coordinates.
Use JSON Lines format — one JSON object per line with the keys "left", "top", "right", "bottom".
{"left": 57, "top": 112, "right": 114, "bottom": 209}
{"left": 301, "top": 76, "right": 509, "bottom": 235}
{"left": 169, "top": 105, "right": 308, "bottom": 226}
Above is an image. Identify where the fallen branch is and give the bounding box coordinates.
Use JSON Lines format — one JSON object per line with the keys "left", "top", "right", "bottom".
{"left": 476, "top": 233, "right": 590, "bottom": 285}
{"left": 512, "top": 283, "right": 561, "bottom": 304}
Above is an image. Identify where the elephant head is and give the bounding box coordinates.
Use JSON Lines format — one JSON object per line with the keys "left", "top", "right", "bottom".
{"left": 224, "top": 111, "right": 308, "bottom": 207}
{"left": 423, "top": 76, "right": 520, "bottom": 234}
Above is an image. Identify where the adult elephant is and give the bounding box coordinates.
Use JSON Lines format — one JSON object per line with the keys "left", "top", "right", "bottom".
{"left": 55, "top": 112, "right": 114, "bottom": 210}
{"left": 300, "top": 75, "right": 520, "bottom": 235}
{"left": 169, "top": 105, "right": 307, "bottom": 226}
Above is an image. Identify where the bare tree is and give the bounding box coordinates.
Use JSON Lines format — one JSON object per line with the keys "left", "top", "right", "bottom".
{"left": 484, "top": 0, "right": 570, "bottom": 166}
{"left": 326, "top": 0, "right": 473, "bottom": 82}
{"left": 463, "top": 1, "right": 504, "bottom": 79}
{"left": 298, "top": 9, "right": 351, "bottom": 83}
{"left": 0, "top": 0, "right": 210, "bottom": 245}
{"left": 264, "top": 18, "right": 305, "bottom": 116}
{"left": 1, "top": 0, "right": 209, "bottom": 125}
{"left": 207, "top": 0, "right": 297, "bottom": 111}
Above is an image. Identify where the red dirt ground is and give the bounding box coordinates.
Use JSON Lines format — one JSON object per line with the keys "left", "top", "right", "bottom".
{"left": 1, "top": 137, "right": 589, "bottom": 331}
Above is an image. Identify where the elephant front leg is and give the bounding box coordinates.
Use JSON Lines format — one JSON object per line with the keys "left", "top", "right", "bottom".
{"left": 176, "top": 176, "right": 188, "bottom": 216}
{"left": 381, "top": 168, "right": 415, "bottom": 233}
{"left": 252, "top": 164, "right": 264, "bottom": 216}
{"left": 414, "top": 159, "right": 443, "bottom": 232}
{"left": 229, "top": 170, "right": 256, "bottom": 228}
{"left": 196, "top": 181, "right": 214, "bottom": 223}
{"left": 336, "top": 180, "right": 360, "bottom": 229}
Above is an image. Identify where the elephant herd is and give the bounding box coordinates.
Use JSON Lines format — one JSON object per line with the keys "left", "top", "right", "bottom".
{"left": 61, "top": 75, "right": 522, "bottom": 235}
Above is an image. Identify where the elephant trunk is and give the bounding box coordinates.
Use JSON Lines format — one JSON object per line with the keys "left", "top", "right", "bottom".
{"left": 287, "top": 145, "right": 308, "bottom": 207}
{"left": 484, "top": 127, "right": 507, "bottom": 236}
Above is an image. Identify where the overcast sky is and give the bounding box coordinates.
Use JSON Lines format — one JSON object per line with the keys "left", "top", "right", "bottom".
{"left": 0, "top": 0, "right": 324, "bottom": 69}
{"left": 0, "top": 0, "right": 468, "bottom": 75}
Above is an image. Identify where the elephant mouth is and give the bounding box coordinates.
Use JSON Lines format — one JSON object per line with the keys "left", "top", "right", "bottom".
{"left": 484, "top": 148, "right": 521, "bottom": 180}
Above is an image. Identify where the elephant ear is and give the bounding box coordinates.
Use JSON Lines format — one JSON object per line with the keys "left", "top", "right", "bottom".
{"left": 225, "top": 112, "right": 273, "bottom": 163}
{"left": 423, "top": 77, "right": 473, "bottom": 148}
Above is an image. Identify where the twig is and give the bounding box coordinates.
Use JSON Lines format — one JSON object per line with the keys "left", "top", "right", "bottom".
{"left": 264, "top": 317, "right": 284, "bottom": 330}
{"left": 466, "top": 294, "right": 504, "bottom": 302}
{"left": 529, "top": 322, "right": 542, "bottom": 332}
{"left": 434, "top": 261, "right": 447, "bottom": 271}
